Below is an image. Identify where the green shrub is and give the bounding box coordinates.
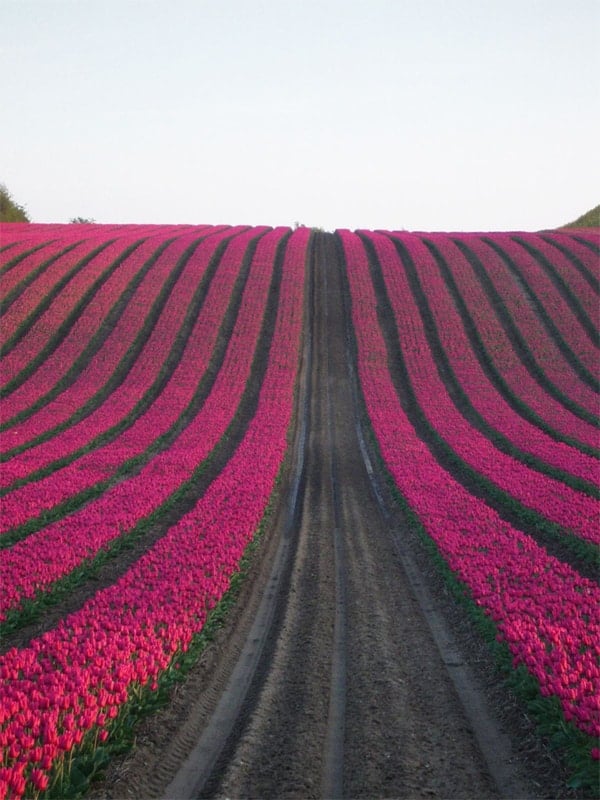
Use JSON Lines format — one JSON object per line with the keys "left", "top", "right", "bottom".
{"left": 0, "top": 183, "right": 30, "bottom": 222}
{"left": 561, "top": 204, "right": 600, "bottom": 228}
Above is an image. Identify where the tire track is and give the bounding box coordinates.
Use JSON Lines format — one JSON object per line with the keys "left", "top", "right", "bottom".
{"left": 0, "top": 230, "right": 288, "bottom": 648}
{"left": 160, "top": 232, "right": 516, "bottom": 800}
{"left": 162, "top": 230, "right": 349, "bottom": 800}
{"left": 363, "top": 235, "right": 598, "bottom": 577}
{"left": 316, "top": 233, "right": 346, "bottom": 800}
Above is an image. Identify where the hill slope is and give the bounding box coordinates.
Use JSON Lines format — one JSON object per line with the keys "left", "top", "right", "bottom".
{"left": 561, "top": 204, "right": 600, "bottom": 228}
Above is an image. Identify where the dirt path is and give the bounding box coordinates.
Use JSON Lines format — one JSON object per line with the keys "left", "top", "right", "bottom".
{"left": 91, "top": 233, "right": 577, "bottom": 800}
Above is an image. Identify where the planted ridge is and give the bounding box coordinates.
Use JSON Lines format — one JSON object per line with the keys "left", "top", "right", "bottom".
{"left": 339, "top": 228, "right": 598, "bottom": 764}
{"left": 0, "top": 228, "right": 241, "bottom": 456}
{"left": 449, "top": 235, "right": 599, "bottom": 430}
{"left": 0, "top": 222, "right": 597, "bottom": 799}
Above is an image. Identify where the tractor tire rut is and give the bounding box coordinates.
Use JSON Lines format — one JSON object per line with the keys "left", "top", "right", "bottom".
{"left": 90, "top": 232, "right": 578, "bottom": 800}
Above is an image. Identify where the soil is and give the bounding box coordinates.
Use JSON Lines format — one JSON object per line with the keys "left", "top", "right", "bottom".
{"left": 87, "top": 233, "right": 587, "bottom": 800}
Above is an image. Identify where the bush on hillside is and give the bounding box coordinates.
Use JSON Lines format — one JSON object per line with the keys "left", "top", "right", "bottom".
{"left": 0, "top": 183, "right": 30, "bottom": 222}
{"left": 562, "top": 204, "right": 600, "bottom": 228}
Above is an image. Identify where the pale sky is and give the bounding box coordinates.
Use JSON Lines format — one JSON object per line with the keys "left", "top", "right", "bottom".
{"left": 1, "top": 0, "right": 598, "bottom": 231}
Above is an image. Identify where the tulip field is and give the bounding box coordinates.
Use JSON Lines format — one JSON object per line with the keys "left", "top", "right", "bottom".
{"left": 0, "top": 222, "right": 599, "bottom": 797}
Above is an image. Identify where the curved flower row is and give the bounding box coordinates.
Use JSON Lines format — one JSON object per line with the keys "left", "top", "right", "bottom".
{"left": 0, "top": 222, "right": 67, "bottom": 246}
{"left": 447, "top": 233, "right": 598, "bottom": 417}
{"left": 0, "top": 234, "right": 176, "bottom": 427}
{"left": 360, "top": 231, "right": 599, "bottom": 545}
{"left": 0, "top": 226, "right": 119, "bottom": 297}
{"left": 421, "top": 233, "right": 599, "bottom": 450}
{"left": 0, "top": 225, "right": 309, "bottom": 800}
{"left": 0, "top": 227, "right": 246, "bottom": 484}
{"left": 543, "top": 232, "right": 600, "bottom": 276}
{"left": 0, "top": 225, "right": 188, "bottom": 349}
{"left": 500, "top": 234, "right": 598, "bottom": 374}
{"left": 0, "top": 225, "right": 169, "bottom": 332}
{"left": 367, "top": 231, "right": 598, "bottom": 485}
{"left": 340, "top": 229, "right": 599, "bottom": 748}
{"left": 1, "top": 234, "right": 149, "bottom": 390}
{"left": 0, "top": 227, "right": 284, "bottom": 617}
{"left": 0, "top": 224, "right": 174, "bottom": 254}
{"left": 519, "top": 234, "right": 600, "bottom": 322}
{"left": 1, "top": 239, "right": 72, "bottom": 293}
{"left": 0, "top": 227, "right": 260, "bottom": 532}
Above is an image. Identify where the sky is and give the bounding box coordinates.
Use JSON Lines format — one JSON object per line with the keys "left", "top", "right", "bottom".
{"left": 1, "top": 0, "right": 599, "bottom": 231}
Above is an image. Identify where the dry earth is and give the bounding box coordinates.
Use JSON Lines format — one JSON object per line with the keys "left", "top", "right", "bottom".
{"left": 86, "top": 233, "right": 587, "bottom": 800}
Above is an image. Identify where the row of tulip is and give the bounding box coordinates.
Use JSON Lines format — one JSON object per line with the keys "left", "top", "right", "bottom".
{"left": 1, "top": 224, "right": 200, "bottom": 381}
{"left": 517, "top": 234, "right": 599, "bottom": 322}
{"left": 0, "top": 227, "right": 261, "bottom": 531}
{"left": 339, "top": 229, "right": 599, "bottom": 751}
{"left": 489, "top": 234, "right": 598, "bottom": 380}
{"left": 0, "top": 225, "right": 309, "bottom": 799}
{"left": 0, "top": 227, "right": 182, "bottom": 282}
{"left": 359, "top": 231, "right": 598, "bottom": 546}
{"left": 1, "top": 240, "right": 76, "bottom": 295}
{"left": 1, "top": 235, "right": 150, "bottom": 391}
{"left": 1, "top": 228, "right": 109, "bottom": 293}
{"left": 541, "top": 233, "right": 599, "bottom": 288}
{"left": 0, "top": 227, "right": 286, "bottom": 619}
{"left": 0, "top": 227, "right": 246, "bottom": 479}
{"left": 0, "top": 222, "right": 66, "bottom": 244}
{"left": 1, "top": 235, "right": 171, "bottom": 425}
{"left": 0, "top": 223, "right": 147, "bottom": 251}
{"left": 0, "top": 222, "right": 195, "bottom": 260}
{"left": 421, "top": 234, "right": 599, "bottom": 450}
{"left": 0, "top": 225, "right": 164, "bottom": 322}
{"left": 444, "top": 234, "right": 598, "bottom": 419}
{"left": 363, "top": 231, "right": 598, "bottom": 487}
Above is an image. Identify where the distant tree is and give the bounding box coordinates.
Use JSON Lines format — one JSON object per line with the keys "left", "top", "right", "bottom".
{"left": 0, "top": 183, "right": 30, "bottom": 222}
{"left": 69, "top": 216, "right": 96, "bottom": 224}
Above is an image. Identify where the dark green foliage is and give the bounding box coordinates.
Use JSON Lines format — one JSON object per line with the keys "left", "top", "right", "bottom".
{"left": 561, "top": 205, "right": 600, "bottom": 228}
{"left": 0, "top": 183, "right": 30, "bottom": 222}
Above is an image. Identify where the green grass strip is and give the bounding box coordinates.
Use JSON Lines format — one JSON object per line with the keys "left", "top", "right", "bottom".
{"left": 538, "top": 235, "right": 599, "bottom": 294}
{"left": 336, "top": 232, "right": 598, "bottom": 793}
{"left": 0, "top": 239, "right": 60, "bottom": 278}
{"left": 0, "top": 237, "right": 176, "bottom": 433}
{"left": 0, "top": 240, "right": 144, "bottom": 397}
{"left": 377, "top": 233, "right": 598, "bottom": 498}
{"left": 421, "top": 238, "right": 599, "bottom": 459}
{"left": 0, "top": 240, "right": 106, "bottom": 332}
{"left": 0, "top": 231, "right": 262, "bottom": 546}
{"left": 451, "top": 238, "right": 598, "bottom": 427}
{"left": 363, "top": 235, "right": 599, "bottom": 576}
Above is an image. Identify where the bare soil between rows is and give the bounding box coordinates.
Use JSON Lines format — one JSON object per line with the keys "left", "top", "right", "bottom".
{"left": 88, "top": 233, "right": 585, "bottom": 800}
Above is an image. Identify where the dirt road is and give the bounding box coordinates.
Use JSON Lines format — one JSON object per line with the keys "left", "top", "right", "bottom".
{"left": 92, "top": 233, "right": 576, "bottom": 800}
